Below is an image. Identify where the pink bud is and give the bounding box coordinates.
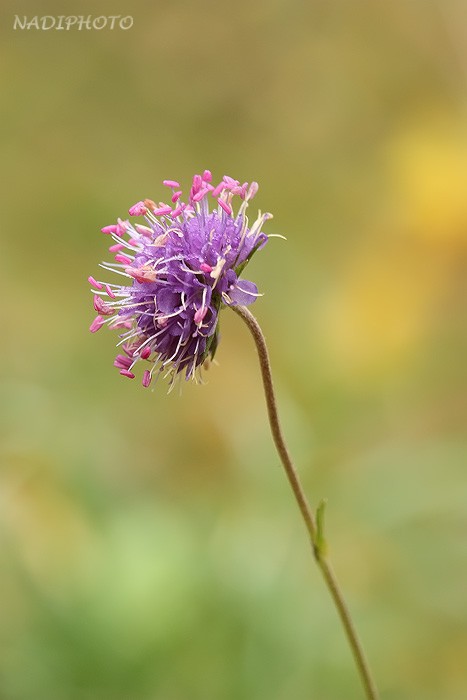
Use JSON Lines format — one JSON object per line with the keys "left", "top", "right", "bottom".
{"left": 120, "top": 369, "right": 136, "bottom": 379}
{"left": 247, "top": 182, "right": 259, "bottom": 199}
{"left": 128, "top": 201, "right": 147, "bottom": 216}
{"left": 135, "top": 224, "right": 153, "bottom": 237}
{"left": 115, "top": 254, "right": 133, "bottom": 265}
{"left": 218, "top": 199, "right": 232, "bottom": 215}
{"left": 142, "top": 370, "right": 152, "bottom": 387}
{"left": 122, "top": 344, "right": 135, "bottom": 357}
{"left": 223, "top": 175, "right": 239, "bottom": 188}
{"left": 109, "top": 319, "right": 132, "bottom": 330}
{"left": 192, "top": 174, "right": 202, "bottom": 193}
{"left": 114, "top": 354, "right": 132, "bottom": 370}
{"left": 116, "top": 219, "right": 128, "bottom": 236}
{"left": 125, "top": 266, "right": 157, "bottom": 283}
{"left": 153, "top": 205, "right": 173, "bottom": 216}
{"left": 194, "top": 306, "right": 208, "bottom": 325}
{"left": 89, "top": 315, "right": 105, "bottom": 333}
{"left": 192, "top": 187, "right": 210, "bottom": 202}
{"left": 101, "top": 225, "right": 119, "bottom": 235}
{"left": 93, "top": 295, "right": 113, "bottom": 315}
{"left": 163, "top": 180, "right": 180, "bottom": 188}
{"left": 88, "top": 276, "right": 103, "bottom": 290}
{"left": 109, "top": 243, "right": 124, "bottom": 252}
{"left": 211, "top": 182, "right": 225, "bottom": 198}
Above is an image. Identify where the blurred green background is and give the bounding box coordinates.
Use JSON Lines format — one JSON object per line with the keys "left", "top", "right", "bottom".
{"left": 1, "top": 0, "right": 467, "bottom": 698}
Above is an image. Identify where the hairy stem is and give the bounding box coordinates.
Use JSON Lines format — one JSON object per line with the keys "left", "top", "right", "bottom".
{"left": 230, "top": 304, "right": 379, "bottom": 700}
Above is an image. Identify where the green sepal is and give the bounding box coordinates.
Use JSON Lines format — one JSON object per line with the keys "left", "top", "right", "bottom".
{"left": 234, "top": 238, "right": 265, "bottom": 278}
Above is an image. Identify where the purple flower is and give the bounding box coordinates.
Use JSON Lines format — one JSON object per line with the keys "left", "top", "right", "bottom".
{"left": 89, "top": 171, "right": 272, "bottom": 388}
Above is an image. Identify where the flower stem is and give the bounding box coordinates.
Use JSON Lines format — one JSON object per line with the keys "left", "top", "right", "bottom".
{"left": 230, "top": 304, "right": 379, "bottom": 700}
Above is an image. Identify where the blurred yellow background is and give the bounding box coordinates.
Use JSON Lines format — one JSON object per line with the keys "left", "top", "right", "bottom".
{"left": 1, "top": 0, "right": 467, "bottom": 698}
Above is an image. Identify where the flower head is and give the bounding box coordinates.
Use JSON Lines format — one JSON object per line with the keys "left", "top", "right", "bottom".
{"left": 89, "top": 171, "right": 272, "bottom": 388}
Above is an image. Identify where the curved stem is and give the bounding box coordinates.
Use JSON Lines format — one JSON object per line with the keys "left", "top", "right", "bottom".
{"left": 230, "top": 304, "right": 379, "bottom": 700}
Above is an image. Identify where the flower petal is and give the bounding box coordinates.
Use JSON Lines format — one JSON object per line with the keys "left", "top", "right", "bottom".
{"left": 228, "top": 279, "right": 259, "bottom": 306}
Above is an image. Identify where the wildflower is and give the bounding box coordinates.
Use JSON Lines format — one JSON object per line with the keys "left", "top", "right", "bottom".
{"left": 89, "top": 171, "right": 272, "bottom": 388}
